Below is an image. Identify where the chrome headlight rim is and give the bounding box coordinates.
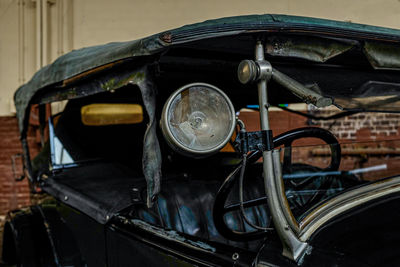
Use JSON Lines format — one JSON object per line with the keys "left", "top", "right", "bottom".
{"left": 161, "top": 82, "right": 236, "bottom": 158}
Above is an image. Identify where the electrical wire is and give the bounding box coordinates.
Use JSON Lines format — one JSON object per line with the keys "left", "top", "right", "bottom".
{"left": 239, "top": 153, "right": 273, "bottom": 231}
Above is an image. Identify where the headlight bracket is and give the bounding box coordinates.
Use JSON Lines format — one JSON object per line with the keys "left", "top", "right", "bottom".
{"left": 234, "top": 129, "right": 274, "bottom": 154}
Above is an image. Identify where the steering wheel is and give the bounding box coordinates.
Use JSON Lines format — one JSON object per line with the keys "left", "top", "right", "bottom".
{"left": 213, "top": 127, "right": 341, "bottom": 241}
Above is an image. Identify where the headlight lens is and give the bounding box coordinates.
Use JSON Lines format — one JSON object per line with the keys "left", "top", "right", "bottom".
{"left": 161, "top": 83, "right": 236, "bottom": 158}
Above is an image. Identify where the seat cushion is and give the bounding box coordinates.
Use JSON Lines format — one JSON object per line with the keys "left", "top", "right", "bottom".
{"left": 136, "top": 176, "right": 270, "bottom": 251}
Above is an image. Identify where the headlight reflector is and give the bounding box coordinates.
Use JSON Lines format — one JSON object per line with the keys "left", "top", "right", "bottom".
{"left": 161, "top": 83, "right": 236, "bottom": 158}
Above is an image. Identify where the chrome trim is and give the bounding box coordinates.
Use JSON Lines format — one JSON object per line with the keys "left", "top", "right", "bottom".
{"left": 255, "top": 41, "right": 308, "bottom": 261}
{"left": 263, "top": 150, "right": 308, "bottom": 261}
{"left": 237, "top": 60, "right": 258, "bottom": 84}
{"left": 299, "top": 176, "right": 400, "bottom": 241}
{"left": 255, "top": 42, "right": 271, "bottom": 131}
{"left": 273, "top": 150, "right": 299, "bottom": 234}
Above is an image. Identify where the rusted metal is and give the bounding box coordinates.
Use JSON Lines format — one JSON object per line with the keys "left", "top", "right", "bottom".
{"left": 364, "top": 41, "right": 400, "bottom": 70}
{"left": 160, "top": 32, "right": 172, "bottom": 43}
{"left": 266, "top": 35, "right": 355, "bottom": 63}
{"left": 271, "top": 68, "right": 332, "bottom": 108}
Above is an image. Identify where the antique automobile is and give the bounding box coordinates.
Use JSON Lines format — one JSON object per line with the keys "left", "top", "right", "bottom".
{"left": 3, "top": 14, "right": 400, "bottom": 266}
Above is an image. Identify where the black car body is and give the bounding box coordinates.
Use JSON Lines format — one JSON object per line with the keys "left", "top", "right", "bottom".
{"left": 3, "top": 14, "right": 400, "bottom": 266}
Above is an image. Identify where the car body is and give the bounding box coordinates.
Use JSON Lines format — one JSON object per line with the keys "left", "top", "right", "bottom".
{"left": 3, "top": 14, "right": 400, "bottom": 266}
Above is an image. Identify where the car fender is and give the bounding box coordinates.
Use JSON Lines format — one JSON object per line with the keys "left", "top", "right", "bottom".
{"left": 2, "top": 204, "right": 85, "bottom": 267}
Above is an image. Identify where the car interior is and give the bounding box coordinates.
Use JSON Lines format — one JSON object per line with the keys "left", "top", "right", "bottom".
{"left": 30, "top": 36, "right": 400, "bottom": 253}
{"left": 37, "top": 87, "right": 365, "bottom": 253}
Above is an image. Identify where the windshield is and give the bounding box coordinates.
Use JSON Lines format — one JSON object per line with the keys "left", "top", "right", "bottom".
{"left": 323, "top": 81, "right": 400, "bottom": 112}
{"left": 45, "top": 89, "right": 147, "bottom": 170}
{"left": 280, "top": 139, "right": 400, "bottom": 221}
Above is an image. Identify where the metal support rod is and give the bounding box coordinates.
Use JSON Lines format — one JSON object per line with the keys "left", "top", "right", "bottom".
{"left": 255, "top": 42, "right": 271, "bottom": 131}
{"left": 255, "top": 41, "right": 309, "bottom": 262}
{"left": 273, "top": 150, "right": 300, "bottom": 234}
{"left": 271, "top": 150, "right": 308, "bottom": 260}
{"left": 272, "top": 68, "right": 332, "bottom": 108}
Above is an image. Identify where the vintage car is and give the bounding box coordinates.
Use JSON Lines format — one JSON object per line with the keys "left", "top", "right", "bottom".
{"left": 2, "top": 14, "right": 400, "bottom": 266}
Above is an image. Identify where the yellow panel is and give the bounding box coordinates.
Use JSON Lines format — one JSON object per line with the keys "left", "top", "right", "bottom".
{"left": 81, "top": 104, "right": 143, "bottom": 126}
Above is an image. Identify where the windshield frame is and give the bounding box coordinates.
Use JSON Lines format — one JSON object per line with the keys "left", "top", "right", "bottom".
{"left": 297, "top": 175, "right": 400, "bottom": 241}
{"left": 270, "top": 138, "right": 400, "bottom": 240}
{"left": 48, "top": 116, "right": 80, "bottom": 170}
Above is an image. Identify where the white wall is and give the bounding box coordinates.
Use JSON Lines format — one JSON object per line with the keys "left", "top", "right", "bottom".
{"left": 1, "top": 0, "right": 400, "bottom": 116}
{"left": 0, "top": 0, "right": 19, "bottom": 115}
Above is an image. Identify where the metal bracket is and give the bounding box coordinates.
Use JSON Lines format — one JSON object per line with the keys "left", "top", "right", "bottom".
{"left": 234, "top": 130, "right": 273, "bottom": 154}
{"left": 131, "top": 187, "right": 145, "bottom": 205}
{"left": 237, "top": 51, "right": 332, "bottom": 108}
{"left": 11, "top": 153, "right": 25, "bottom": 181}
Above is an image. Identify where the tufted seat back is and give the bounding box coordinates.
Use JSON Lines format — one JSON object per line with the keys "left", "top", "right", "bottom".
{"left": 136, "top": 176, "right": 270, "bottom": 251}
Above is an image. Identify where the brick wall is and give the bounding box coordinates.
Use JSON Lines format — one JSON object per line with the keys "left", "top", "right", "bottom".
{"left": 0, "top": 117, "right": 29, "bottom": 217}
{"left": 240, "top": 108, "right": 400, "bottom": 142}
{"left": 0, "top": 116, "right": 40, "bottom": 218}
{"left": 310, "top": 109, "right": 400, "bottom": 141}
{"left": 310, "top": 109, "right": 400, "bottom": 180}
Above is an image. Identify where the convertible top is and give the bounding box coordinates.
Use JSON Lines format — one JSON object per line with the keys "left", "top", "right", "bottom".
{"left": 14, "top": 14, "right": 400, "bottom": 135}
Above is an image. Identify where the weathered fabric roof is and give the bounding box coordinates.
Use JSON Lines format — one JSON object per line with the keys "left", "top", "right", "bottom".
{"left": 14, "top": 14, "right": 400, "bottom": 134}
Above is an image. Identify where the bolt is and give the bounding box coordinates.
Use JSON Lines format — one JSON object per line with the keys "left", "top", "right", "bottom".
{"left": 232, "top": 252, "right": 239, "bottom": 261}
{"left": 64, "top": 196, "right": 68, "bottom": 201}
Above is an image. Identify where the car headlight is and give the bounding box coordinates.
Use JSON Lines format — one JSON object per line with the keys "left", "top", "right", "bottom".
{"left": 161, "top": 83, "right": 236, "bottom": 158}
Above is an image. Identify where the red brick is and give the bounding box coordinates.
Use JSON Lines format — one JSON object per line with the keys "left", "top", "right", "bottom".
{"left": 0, "top": 116, "right": 39, "bottom": 216}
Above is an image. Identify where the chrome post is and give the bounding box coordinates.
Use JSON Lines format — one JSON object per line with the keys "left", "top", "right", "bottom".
{"left": 255, "top": 41, "right": 271, "bottom": 131}
{"left": 253, "top": 41, "right": 308, "bottom": 262}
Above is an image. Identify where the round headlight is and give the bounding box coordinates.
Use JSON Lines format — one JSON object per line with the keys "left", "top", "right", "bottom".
{"left": 161, "top": 83, "right": 236, "bottom": 158}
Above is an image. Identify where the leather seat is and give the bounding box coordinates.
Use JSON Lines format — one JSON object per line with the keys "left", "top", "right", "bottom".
{"left": 135, "top": 175, "right": 270, "bottom": 251}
